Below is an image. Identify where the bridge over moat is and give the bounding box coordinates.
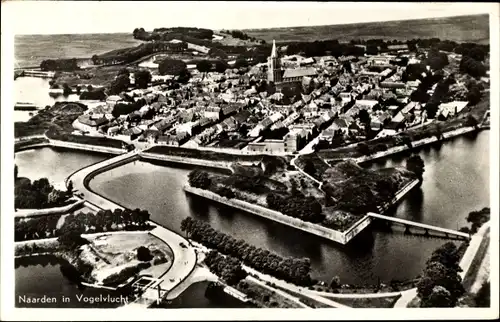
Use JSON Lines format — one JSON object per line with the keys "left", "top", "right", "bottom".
{"left": 368, "top": 212, "right": 470, "bottom": 240}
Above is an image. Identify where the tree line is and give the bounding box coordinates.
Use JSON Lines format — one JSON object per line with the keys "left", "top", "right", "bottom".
{"left": 180, "top": 217, "right": 313, "bottom": 286}
{"left": 133, "top": 27, "right": 214, "bottom": 41}
{"left": 15, "top": 207, "right": 152, "bottom": 242}
{"left": 416, "top": 242, "right": 465, "bottom": 307}
{"left": 40, "top": 58, "right": 79, "bottom": 71}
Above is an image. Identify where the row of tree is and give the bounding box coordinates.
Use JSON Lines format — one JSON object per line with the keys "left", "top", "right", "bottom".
{"left": 133, "top": 27, "right": 214, "bottom": 41}
{"left": 180, "top": 217, "right": 313, "bottom": 285}
{"left": 204, "top": 250, "right": 248, "bottom": 286}
{"left": 416, "top": 242, "right": 465, "bottom": 307}
{"left": 40, "top": 58, "right": 79, "bottom": 71}
{"left": 14, "top": 207, "right": 152, "bottom": 242}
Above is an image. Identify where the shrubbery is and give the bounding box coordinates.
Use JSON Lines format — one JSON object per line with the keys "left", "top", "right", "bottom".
{"left": 266, "top": 193, "right": 324, "bottom": 223}
{"left": 137, "top": 246, "right": 153, "bottom": 261}
{"left": 417, "top": 242, "right": 465, "bottom": 307}
{"left": 15, "top": 176, "right": 69, "bottom": 209}
{"left": 204, "top": 250, "right": 247, "bottom": 286}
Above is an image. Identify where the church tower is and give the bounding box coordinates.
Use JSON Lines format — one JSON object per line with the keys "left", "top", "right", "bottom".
{"left": 268, "top": 40, "right": 282, "bottom": 83}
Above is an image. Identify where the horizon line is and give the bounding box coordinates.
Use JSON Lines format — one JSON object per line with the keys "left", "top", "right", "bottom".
{"left": 14, "top": 12, "right": 488, "bottom": 37}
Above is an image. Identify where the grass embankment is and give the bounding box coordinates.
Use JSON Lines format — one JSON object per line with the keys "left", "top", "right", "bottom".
{"left": 46, "top": 128, "right": 127, "bottom": 149}
{"left": 325, "top": 294, "right": 402, "bottom": 308}
{"left": 14, "top": 137, "right": 50, "bottom": 151}
{"left": 318, "top": 95, "right": 490, "bottom": 162}
{"left": 270, "top": 283, "right": 335, "bottom": 308}
{"left": 146, "top": 146, "right": 291, "bottom": 169}
{"left": 236, "top": 278, "right": 303, "bottom": 308}
{"left": 14, "top": 102, "right": 87, "bottom": 138}
{"left": 462, "top": 230, "right": 490, "bottom": 292}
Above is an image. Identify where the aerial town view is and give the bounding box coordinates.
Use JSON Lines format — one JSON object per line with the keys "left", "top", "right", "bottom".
{"left": 6, "top": 2, "right": 495, "bottom": 316}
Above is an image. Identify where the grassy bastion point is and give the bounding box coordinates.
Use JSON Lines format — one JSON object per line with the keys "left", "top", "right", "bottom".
{"left": 15, "top": 232, "right": 174, "bottom": 286}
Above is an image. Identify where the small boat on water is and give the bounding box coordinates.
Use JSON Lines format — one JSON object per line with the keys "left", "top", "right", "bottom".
{"left": 14, "top": 102, "right": 37, "bottom": 111}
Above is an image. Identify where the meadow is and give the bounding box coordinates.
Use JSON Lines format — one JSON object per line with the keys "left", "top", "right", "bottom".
{"left": 244, "top": 14, "right": 489, "bottom": 44}
{"left": 15, "top": 33, "right": 143, "bottom": 68}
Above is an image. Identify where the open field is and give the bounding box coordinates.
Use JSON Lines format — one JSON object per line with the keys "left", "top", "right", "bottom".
{"left": 244, "top": 14, "right": 489, "bottom": 44}
{"left": 15, "top": 33, "right": 143, "bottom": 68}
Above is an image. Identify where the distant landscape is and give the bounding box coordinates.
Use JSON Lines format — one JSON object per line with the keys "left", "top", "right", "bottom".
{"left": 244, "top": 14, "right": 490, "bottom": 44}
{"left": 14, "top": 14, "right": 489, "bottom": 69}
{"left": 14, "top": 33, "right": 143, "bottom": 68}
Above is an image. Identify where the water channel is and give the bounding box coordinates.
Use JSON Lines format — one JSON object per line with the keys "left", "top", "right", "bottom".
{"left": 13, "top": 77, "right": 490, "bottom": 307}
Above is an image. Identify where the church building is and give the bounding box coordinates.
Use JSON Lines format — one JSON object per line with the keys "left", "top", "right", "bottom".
{"left": 267, "top": 40, "right": 318, "bottom": 86}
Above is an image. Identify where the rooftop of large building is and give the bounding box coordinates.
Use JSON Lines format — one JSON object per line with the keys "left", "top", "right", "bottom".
{"left": 283, "top": 68, "right": 317, "bottom": 79}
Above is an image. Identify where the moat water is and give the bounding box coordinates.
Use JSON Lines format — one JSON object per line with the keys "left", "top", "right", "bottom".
{"left": 14, "top": 124, "right": 489, "bottom": 308}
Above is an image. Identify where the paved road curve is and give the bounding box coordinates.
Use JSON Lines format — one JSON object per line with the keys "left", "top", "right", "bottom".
{"left": 66, "top": 151, "right": 198, "bottom": 308}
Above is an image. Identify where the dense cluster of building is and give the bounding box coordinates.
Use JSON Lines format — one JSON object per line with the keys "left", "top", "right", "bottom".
{"left": 73, "top": 39, "right": 481, "bottom": 154}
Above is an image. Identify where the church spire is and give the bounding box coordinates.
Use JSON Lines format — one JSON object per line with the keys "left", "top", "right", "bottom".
{"left": 271, "top": 39, "right": 278, "bottom": 58}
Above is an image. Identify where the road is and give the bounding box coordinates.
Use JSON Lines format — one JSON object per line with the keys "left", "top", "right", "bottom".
{"left": 64, "top": 150, "right": 199, "bottom": 308}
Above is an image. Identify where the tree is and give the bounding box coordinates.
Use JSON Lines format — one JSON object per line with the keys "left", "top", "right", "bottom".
{"left": 159, "top": 59, "right": 188, "bottom": 76}
{"left": 196, "top": 60, "right": 212, "bottom": 77}
{"left": 137, "top": 246, "right": 153, "bottom": 261}
{"left": 406, "top": 155, "right": 425, "bottom": 180}
{"left": 214, "top": 60, "right": 228, "bottom": 73}
{"left": 234, "top": 58, "right": 248, "bottom": 69}
{"left": 303, "top": 160, "right": 316, "bottom": 177}
{"left": 330, "top": 276, "right": 341, "bottom": 288}
{"left": 358, "top": 109, "right": 371, "bottom": 125}
{"left": 67, "top": 180, "right": 73, "bottom": 194}
{"left": 356, "top": 142, "right": 371, "bottom": 156}
{"left": 465, "top": 115, "right": 479, "bottom": 129}
{"left": 134, "top": 70, "right": 152, "bottom": 89}
{"left": 47, "top": 190, "right": 65, "bottom": 206}
{"left": 188, "top": 170, "right": 211, "bottom": 189}
{"left": 62, "top": 83, "right": 72, "bottom": 96}
{"left": 422, "top": 286, "right": 454, "bottom": 307}
{"left": 110, "top": 74, "right": 130, "bottom": 95}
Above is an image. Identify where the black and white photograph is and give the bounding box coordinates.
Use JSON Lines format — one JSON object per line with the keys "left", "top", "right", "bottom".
{"left": 1, "top": 1, "right": 498, "bottom": 320}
